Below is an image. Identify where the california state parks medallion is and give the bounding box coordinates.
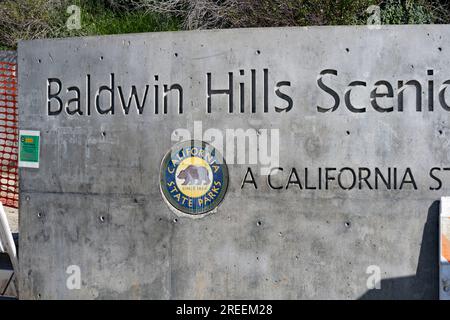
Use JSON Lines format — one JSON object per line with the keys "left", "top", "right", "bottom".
{"left": 160, "top": 140, "right": 228, "bottom": 217}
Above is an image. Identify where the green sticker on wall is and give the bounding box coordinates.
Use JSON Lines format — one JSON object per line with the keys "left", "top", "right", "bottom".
{"left": 19, "top": 130, "right": 40, "bottom": 168}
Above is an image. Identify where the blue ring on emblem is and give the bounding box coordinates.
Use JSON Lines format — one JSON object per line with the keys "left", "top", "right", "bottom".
{"left": 160, "top": 140, "right": 228, "bottom": 216}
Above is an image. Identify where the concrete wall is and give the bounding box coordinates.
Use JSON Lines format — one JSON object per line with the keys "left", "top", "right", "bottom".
{"left": 18, "top": 25, "right": 449, "bottom": 299}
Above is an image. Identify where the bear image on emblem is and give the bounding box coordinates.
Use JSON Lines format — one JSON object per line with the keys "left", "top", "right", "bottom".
{"left": 177, "top": 165, "right": 210, "bottom": 185}
{"left": 160, "top": 140, "right": 228, "bottom": 216}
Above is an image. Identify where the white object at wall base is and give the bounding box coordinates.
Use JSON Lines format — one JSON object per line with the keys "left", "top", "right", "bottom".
{"left": 0, "top": 203, "right": 17, "bottom": 298}
{"left": 439, "top": 197, "right": 450, "bottom": 300}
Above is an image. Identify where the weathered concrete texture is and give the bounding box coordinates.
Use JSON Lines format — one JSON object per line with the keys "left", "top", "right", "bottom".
{"left": 18, "top": 25, "right": 450, "bottom": 299}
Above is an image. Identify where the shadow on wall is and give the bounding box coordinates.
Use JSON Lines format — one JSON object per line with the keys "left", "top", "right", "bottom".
{"left": 359, "top": 200, "right": 439, "bottom": 300}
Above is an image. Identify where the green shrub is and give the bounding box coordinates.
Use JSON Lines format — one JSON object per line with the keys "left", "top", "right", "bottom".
{"left": 0, "top": 0, "right": 449, "bottom": 50}
{"left": 145, "top": 0, "right": 443, "bottom": 29}
{"left": 63, "top": 1, "right": 181, "bottom": 37}
{"left": 0, "top": 0, "right": 62, "bottom": 49}
{"left": 0, "top": 0, "right": 181, "bottom": 49}
{"left": 382, "top": 0, "right": 434, "bottom": 24}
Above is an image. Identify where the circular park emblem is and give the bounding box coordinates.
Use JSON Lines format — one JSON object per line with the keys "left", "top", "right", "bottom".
{"left": 160, "top": 140, "right": 228, "bottom": 217}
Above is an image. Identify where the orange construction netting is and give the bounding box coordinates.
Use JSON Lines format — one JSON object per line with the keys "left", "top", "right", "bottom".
{"left": 0, "top": 61, "right": 18, "bottom": 208}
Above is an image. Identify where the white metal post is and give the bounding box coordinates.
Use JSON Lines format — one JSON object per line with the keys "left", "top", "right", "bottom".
{"left": 0, "top": 203, "right": 18, "bottom": 278}
{"left": 440, "top": 197, "right": 450, "bottom": 300}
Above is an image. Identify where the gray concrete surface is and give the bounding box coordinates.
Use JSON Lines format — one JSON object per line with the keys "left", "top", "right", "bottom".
{"left": 17, "top": 25, "right": 450, "bottom": 299}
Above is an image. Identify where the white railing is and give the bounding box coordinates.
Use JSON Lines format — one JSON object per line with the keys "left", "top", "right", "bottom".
{"left": 440, "top": 197, "right": 450, "bottom": 300}
{"left": 0, "top": 202, "right": 18, "bottom": 297}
